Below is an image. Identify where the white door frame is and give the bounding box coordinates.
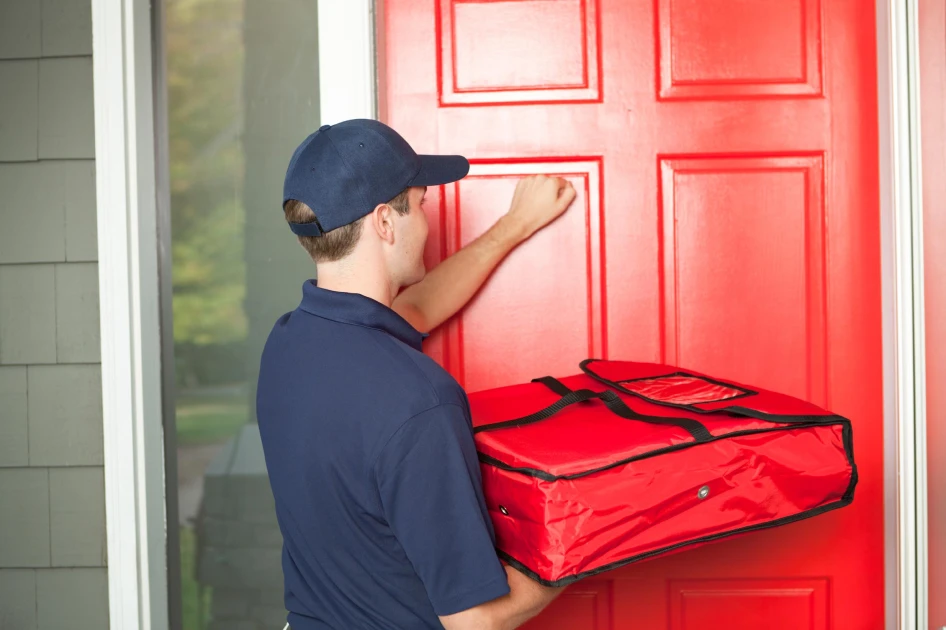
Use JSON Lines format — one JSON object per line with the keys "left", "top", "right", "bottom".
{"left": 878, "top": 0, "right": 930, "bottom": 628}
{"left": 92, "top": 0, "right": 927, "bottom": 628}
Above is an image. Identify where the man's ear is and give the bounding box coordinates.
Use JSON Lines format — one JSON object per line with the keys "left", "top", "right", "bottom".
{"left": 369, "top": 203, "right": 396, "bottom": 244}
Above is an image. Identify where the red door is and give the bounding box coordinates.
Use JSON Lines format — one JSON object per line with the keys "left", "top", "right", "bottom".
{"left": 382, "top": 1, "right": 883, "bottom": 628}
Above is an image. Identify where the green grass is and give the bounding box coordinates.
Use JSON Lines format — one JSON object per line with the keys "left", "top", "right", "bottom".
{"left": 176, "top": 390, "right": 248, "bottom": 445}
{"left": 180, "top": 525, "right": 212, "bottom": 630}
{"left": 176, "top": 389, "right": 244, "bottom": 627}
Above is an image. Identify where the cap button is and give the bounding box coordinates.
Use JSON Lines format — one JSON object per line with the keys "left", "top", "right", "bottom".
{"left": 318, "top": 124, "right": 331, "bottom": 132}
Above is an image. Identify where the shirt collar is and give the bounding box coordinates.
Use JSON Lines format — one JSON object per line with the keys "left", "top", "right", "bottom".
{"left": 297, "top": 280, "right": 427, "bottom": 351}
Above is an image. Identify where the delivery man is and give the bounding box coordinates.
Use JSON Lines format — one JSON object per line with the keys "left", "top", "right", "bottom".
{"left": 257, "top": 119, "right": 577, "bottom": 630}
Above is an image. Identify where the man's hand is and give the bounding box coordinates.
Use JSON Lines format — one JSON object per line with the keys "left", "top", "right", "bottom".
{"left": 392, "top": 175, "right": 578, "bottom": 333}
{"left": 500, "top": 175, "right": 578, "bottom": 244}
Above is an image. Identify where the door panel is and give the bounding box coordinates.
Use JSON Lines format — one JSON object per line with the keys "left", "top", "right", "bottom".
{"left": 659, "top": 155, "right": 827, "bottom": 404}
{"left": 667, "top": 578, "right": 829, "bottom": 630}
{"left": 658, "top": 0, "right": 823, "bottom": 99}
{"left": 438, "top": 0, "right": 600, "bottom": 105}
{"left": 383, "top": 0, "right": 883, "bottom": 627}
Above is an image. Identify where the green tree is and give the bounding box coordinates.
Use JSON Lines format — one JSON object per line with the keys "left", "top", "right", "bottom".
{"left": 167, "top": 0, "right": 248, "bottom": 351}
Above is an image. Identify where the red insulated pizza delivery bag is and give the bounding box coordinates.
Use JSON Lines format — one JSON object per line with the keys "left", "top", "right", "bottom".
{"left": 469, "top": 359, "right": 857, "bottom": 586}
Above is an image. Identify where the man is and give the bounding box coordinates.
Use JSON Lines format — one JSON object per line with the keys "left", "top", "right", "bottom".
{"left": 257, "top": 119, "right": 576, "bottom": 630}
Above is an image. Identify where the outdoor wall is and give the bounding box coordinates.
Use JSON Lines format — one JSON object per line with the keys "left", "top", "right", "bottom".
{"left": 0, "top": 1, "right": 108, "bottom": 629}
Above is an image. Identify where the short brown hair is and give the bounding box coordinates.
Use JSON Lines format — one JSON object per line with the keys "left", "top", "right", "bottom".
{"left": 285, "top": 189, "right": 411, "bottom": 263}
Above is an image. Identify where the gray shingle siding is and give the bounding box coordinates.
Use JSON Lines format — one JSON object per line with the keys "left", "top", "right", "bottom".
{"left": 0, "top": 1, "right": 108, "bottom": 627}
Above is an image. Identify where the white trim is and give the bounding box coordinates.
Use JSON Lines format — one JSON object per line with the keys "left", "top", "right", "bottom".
{"left": 881, "top": 0, "right": 930, "bottom": 627}
{"left": 92, "top": 0, "right": 169, "bottom": 628}
{"left": 317, "top": 0, "right": 378, "bottom": 123}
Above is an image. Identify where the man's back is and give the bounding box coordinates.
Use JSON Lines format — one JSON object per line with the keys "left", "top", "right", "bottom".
{"left": 257, "top": 282, "right": 509, "bottom": 629}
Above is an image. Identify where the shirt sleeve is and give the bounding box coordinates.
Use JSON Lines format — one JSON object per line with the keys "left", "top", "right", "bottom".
{"left": 375, "top": 403, "right": 511, "bottom": 616}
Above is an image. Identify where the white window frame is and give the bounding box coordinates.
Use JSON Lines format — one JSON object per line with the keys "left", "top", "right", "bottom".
{"left": 317, "top": 0, "right": 378, "bottom": 123}
{"left": 92, "top": 0, "right": 927, "bottom": 628}
{"left": 91, "top": 0, "right": 169, "bottom": 627}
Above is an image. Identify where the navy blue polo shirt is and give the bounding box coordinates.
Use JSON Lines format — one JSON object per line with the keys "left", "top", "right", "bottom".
{"left": 257, "top": 280, "right": 510, "bottom": 629}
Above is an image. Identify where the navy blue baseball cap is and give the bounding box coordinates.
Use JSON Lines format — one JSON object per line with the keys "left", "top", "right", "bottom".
{"left": 283, "top": 119, "right": 470, "bottom": 236}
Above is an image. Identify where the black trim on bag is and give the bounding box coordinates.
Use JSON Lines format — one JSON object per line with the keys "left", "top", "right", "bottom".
{"left": 615, "top": 371, "right": 757, "bottom": 404}
{"left": 495, "top": 486, "right": 855, "bottom": 588}
{"left": 580, "top": 359, "right": 840, "bottom": 424}
{"left": 477, "top": 418, "right": 852, "bottom": 482}
{"left": 840, "top": 420, "right": 858, "bottom": 502}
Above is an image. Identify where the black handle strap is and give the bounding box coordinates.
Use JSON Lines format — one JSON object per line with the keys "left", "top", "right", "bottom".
{"left": 532, "top": 376, "right": 574, "bottom": 397}
{"left": 473, "top": 383, "right": 607, "bottom": 434}
{"left": 538, "top": 376, "right": 712, "bottom": 440}
{"left": 596, "top": 389, "right": 712, "bottom": 442}
{"left": 475, "top": 376, "right": 712, "bottom": 442}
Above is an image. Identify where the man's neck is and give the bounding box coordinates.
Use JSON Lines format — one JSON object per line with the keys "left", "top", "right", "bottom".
{"left": 315, "top": 260, "right": 398, "bottom": 308}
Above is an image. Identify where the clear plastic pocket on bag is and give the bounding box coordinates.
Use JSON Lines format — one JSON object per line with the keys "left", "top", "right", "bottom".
{"left": 616, "top": 373, "right": 754, "bottom": 406}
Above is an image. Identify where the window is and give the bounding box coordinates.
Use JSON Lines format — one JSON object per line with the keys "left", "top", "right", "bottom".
{"left": 158, "top": 1, "right": 322, "bottom": 627}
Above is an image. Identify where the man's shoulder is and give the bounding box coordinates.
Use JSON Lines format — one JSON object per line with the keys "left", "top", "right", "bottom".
{"left": 366, "top": 327, "right": 467, "bottom": 409}
{"left": 258, "top": 307, "right": 468, "bottom": 424}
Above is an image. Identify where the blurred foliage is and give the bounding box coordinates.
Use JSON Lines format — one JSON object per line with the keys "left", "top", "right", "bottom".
{"left": 167, "top": 0, "right": 248, "bottom": 351}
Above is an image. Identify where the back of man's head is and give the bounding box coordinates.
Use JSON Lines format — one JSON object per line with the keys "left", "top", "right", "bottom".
{"left": 284, "top": 188, "right": 411, "bottom": 263}
{"left": 280, "top": 120, "right": 468, "bottom": 263}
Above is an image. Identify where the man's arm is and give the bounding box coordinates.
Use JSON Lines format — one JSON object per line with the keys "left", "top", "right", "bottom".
{"left": 439, "top": 564, "right": 566, "bottom": 630}
{"left": 393, "top": 175, "right": 577, "bottom": 333}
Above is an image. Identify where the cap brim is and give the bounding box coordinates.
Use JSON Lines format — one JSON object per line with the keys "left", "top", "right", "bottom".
{"left": 409, "top": 154, "right": 470, "bottom": 187}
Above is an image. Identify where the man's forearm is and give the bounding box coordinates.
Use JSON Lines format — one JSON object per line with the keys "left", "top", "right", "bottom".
{"left": 439, "top": 565, "right": 565, "bottom": 630}
{"left": 393, "top": 215, "right": 528, "bottom": 333}
{"left": 491, "top": 564, "right": 564, "bottom": 629}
